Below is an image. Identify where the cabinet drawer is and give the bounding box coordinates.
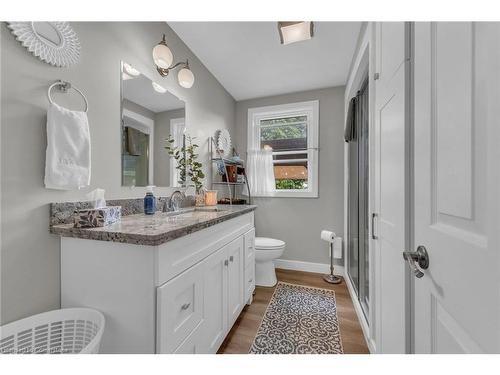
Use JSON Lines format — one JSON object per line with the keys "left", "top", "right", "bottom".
{"left": 156, "top": 213, "right": 254, "bottom": 285}
{"left": 245, "top": 262, "right": 255, "bottom": 303}
{"left": 157, "top": 261, "right": 204, "bottom": 353}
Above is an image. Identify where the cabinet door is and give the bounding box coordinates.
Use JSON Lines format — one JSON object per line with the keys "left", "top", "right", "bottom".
{"left": 244, "top": 261, "right": 255, "bottom": 304}
{"left": 201, "top": 246, "right": 228, "bottom": 353}
{"left": 227, "top": 236, "right": 244, "bottom": 327}
{"left": 243, "top": 229, "right": 256, "bottom": 304}
{"left": 156, "top": 260, "right": 204, "bottom": 353}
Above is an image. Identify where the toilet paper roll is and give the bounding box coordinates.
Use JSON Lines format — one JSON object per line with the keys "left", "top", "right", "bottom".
{"left": 321, "top": 230, "right": 336, "bottom": 243}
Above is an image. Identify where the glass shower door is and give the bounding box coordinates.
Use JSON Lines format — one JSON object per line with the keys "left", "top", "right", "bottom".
{"left": 347, "top": 123, "right": 359, "bottom": 291}
{"left": 347, "top": 79, "right": 370, "bottom": 319}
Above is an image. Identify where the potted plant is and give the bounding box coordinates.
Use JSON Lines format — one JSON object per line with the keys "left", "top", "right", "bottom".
{"left": 164, "top": 135, "right": 186, "bottom": 186}
{"left": 165, "top": 134, "right": 206, "bottom": 205}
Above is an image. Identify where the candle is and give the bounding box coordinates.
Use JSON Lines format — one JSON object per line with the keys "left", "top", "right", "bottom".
{"left": 205, "top": 190, "right": 218, "bottom": 206}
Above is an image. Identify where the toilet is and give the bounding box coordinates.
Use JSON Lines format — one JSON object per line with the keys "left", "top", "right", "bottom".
{"left": 255, "top": 237, "right": 286, "bottom": 287}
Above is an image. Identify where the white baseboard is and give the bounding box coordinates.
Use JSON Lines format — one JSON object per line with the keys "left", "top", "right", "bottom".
{"left": 274, "top": 259, "right": 344, "bottom": 276}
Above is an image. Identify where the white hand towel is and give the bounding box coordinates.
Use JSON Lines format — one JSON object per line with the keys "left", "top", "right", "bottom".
{"left": 44, "top": 103, "right": 91, "bottom": 190}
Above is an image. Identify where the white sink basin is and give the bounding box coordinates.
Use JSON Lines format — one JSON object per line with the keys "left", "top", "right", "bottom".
{"left": 164, "top": 207, "right": 226, "bottom": 218}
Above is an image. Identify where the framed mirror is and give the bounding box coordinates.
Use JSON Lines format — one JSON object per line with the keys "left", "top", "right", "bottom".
{"left": 120, "top": 61, "right": 186, "bottom": 187}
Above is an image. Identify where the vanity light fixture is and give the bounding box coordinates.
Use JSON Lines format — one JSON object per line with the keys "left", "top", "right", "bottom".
{"left": 152, "top": 81, "right": 167, "bottom": 94}
{"left": 153, "top": 34, "right": 195, "bottom": 88}
{"left": 278, "top": 21, "right": 314, "bottom": 45}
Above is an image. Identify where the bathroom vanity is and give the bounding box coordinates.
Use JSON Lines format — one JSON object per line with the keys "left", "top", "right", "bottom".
{"left": 51, "top": 205, "right": 256, "bottom": 353}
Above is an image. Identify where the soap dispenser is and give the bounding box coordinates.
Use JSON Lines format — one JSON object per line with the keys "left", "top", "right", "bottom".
{"left": 144, "top": 185, "right": 156, "bottom": 215}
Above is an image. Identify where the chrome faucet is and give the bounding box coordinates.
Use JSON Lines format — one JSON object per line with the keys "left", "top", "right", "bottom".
{"left": 164, "top": 190, "right": 185, "bottom": 212}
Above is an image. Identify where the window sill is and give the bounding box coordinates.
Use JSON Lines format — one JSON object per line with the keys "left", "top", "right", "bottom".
{"left": 251, "top": 190, "right": 318, "bottom": 198}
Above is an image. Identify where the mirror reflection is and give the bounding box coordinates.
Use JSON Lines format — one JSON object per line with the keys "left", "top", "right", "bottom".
{"left": 121, "top": 61, "right": 186, "bottom": 187}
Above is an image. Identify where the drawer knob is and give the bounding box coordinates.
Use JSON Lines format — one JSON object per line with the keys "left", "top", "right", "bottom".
{"left": 181, "top": 302, "right": 191, "bottom": 310}
{"left": 229, "top": 256, "right": 234, "bottom": 262}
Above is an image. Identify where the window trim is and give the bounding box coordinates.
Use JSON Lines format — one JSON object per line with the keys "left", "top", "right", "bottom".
{"left": 247, "top": 100, "right": 319, "bottom": 198}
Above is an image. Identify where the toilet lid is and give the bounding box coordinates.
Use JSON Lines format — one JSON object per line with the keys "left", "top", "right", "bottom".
{"left": 255, "top": 237, "right": 285, "bottom": 250}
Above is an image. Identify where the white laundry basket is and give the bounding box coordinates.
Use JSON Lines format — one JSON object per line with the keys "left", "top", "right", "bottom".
{"left": 0, "top": 308, "right": 105, "bottom": 354}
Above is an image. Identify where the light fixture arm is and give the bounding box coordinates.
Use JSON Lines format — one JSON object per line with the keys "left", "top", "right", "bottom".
{"left": 157, "top": 59, "right": 189, "bottom": 77}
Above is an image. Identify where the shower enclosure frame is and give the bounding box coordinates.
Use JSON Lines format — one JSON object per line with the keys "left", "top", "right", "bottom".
{"left": 342, "top": 26, "right": 376, "bottom": 353}
{"left": 346, "top": 78, "right": 370, "bottom": 321}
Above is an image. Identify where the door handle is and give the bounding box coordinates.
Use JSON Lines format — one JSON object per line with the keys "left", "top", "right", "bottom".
{"left": 224, "top": 259, "right": 229, "bottom": 266}
{"left": 180, "top": 302, "right": 191, "bottom": 310}
{"left": 403, "top": 246, "right": 429, "bottom": 279}
{"left": 229, "top": 256, "right": 234, "bottom": 262}
{"left": 371, "top": 213, "right": 378, "bottom": 240}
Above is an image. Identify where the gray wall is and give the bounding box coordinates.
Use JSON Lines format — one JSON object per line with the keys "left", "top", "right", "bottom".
{"left": 234, "top": 87, "right": 345, "bottom": 266}
{"left": 154, "top": 108, "right": 185, "bottom": 186}
{"left": 122, "top": 99, "right": 155, "bottom": 120}
{"left": 0, "top": 22, "right": 235, "bottom": 324}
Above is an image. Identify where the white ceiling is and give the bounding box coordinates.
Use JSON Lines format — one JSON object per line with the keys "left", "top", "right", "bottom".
{"left": 168, "top": 22, "right": 362, "bottom": 101}
{"left": 123, "top": 72, "right": 184, "bottom": 113}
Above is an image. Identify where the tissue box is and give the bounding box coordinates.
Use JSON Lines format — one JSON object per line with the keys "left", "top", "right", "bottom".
{"left": 73, "top": 206, "right": 122, "bottom": 228}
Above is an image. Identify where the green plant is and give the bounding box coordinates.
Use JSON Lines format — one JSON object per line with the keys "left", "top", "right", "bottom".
{"left": 261, "top": 124, "right": 307, "bottom": 141}
{"left": 275, "top": 179, "right": 306, "bottom": 190}
{"left": 165, "top": 135, "right": 186, "bottom": 185}
{"left": 165, "top": 134, "right": 205, "bottom": 191}
{"left": 185, "top": 135, "right": 205, "bottom": 192}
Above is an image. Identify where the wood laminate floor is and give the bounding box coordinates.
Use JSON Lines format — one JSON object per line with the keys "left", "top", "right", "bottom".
{"left": 217, "top": 268, "right": 370, "bottom": 354}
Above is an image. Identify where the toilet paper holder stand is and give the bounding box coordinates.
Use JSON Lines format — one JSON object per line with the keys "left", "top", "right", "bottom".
{"left": 324, "top": 238, "right": 342, "bottom": 285}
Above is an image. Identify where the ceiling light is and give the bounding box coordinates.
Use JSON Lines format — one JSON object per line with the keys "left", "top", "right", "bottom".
{"left": 278, "top": 21, "right": 314, "bottom": 45}
{"left": 123, "top": 62, "right": 141, "bottom": 77}
{"left": 152, "top": 82, "right": 167, "bottom": 93}
{"left": 153, "top": 34, "right": 195, "bottom": 89}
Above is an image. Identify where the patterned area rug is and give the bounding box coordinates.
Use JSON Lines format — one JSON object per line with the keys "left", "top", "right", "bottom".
{"left": 249, "top": 282, "right": 343, "bottom": 354}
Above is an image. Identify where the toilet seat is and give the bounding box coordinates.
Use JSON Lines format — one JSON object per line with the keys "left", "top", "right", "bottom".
{"left": 255, "top": 237, "right": 285, "bottom": 250}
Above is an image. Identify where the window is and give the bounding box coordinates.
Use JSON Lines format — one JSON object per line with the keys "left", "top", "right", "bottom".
{"left": 248, "top": 100, "right": 319, "bottom": 197}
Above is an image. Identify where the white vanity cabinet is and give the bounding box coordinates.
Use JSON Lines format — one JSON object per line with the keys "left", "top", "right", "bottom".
{"left": 157, "top": 235, "right": 246, "bottom": 353}
{"left": 60, "top": 211, "right": 255, "bottom": 354}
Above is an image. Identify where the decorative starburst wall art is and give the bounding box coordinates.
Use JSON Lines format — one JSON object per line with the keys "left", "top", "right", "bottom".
{"left": 216, "top": 129, "right": 232, "bottom": 158}
{"left": 7, "top": 22, "right": 81, "bottom": 67}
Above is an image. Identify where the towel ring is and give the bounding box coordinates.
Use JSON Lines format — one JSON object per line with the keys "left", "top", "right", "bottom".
{"left": 47, "top": 80, "right": 89, "bottom": 113}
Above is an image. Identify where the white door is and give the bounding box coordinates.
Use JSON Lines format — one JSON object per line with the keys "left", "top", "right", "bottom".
{"left": 413, "top": 22, "right": 500, "bottom": 353}
{"left": 202, "top": 246, "right": 228, "bottom": 353}
{"left": 374, "top": 22, "right": 410, "bottom": 353}
{"left": 227, "top": 236, "right": 244, "bottom": 327}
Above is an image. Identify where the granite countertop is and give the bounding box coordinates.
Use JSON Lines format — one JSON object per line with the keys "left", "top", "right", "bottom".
{"left": 50, "top": 205, "right": 257, "bottom": 246}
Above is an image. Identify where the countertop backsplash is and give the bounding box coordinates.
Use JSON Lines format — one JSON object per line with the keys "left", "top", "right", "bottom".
{"left": 50, "top": 195, "right": 196, "bottom": 226}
